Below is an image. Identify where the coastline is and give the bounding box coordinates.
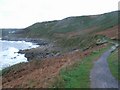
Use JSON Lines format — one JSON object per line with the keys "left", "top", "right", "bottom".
{"left": 1, "top": 37, "right": 48, "bottom": 45}
{"left": 0, "top": 39, "right": 40, "bottom": 70}
{"left": 2, "top": 37, "right": 61, "bottom": 62}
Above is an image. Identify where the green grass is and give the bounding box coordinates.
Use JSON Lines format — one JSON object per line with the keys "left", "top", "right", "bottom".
{"left": 107, "top": 50, "right": 120, "bottom": 81}
{"left": 58, "top": 35, "right": 95, "bottom": 49}
{"left": 52, "top": 46, "right": 109, "bottom": 88}
{"left": 57, "top": 34, "right": 109, "bottom": 52}
{"left": 7, "top": 11, "right": 118, "bottom": 39}
{"left": 3, "top": 11, "right": 119, "bottom": 52}
{"left": 17, "top": 11, "right": 119, "bottom": 52}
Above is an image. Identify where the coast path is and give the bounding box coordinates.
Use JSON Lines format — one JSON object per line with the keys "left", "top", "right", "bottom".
{"left": 90, "top": 49, "right": 119, "bottom": 88}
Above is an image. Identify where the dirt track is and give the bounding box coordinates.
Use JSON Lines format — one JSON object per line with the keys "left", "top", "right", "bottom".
{"left": 90, "top": 49, "right": 119, "bottom": 88}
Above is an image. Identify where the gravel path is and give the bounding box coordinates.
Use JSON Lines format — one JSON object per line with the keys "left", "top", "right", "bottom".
{"left": 90, "top": 49, "right": 119, "bottom": 88}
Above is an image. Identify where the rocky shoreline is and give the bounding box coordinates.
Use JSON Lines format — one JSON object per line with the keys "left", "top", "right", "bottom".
{"left": 18, "top": 45, "right": 61, "bottom": 61}
{"left": 2, "top": 37, "right": 61, "bottom": 61}
{"left": 1, "top": 37, "right": 60, "bottom": 61}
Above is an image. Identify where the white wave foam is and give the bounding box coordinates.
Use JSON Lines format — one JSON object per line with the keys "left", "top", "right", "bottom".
{"left": 0, "top": 40, "right": 39, "bottom": 70}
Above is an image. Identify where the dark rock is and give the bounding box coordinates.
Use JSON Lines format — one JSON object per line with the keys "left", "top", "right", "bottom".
{"left": 25, "top": 52, "right": 35, "bottom": 61}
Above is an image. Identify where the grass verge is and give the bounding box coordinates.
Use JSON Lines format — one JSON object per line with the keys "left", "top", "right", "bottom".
{"left": 52, "top": 46, "right": 109, "bottom": 88}
{"left": 107, "top": 50, "right": 120, "bottom": 81}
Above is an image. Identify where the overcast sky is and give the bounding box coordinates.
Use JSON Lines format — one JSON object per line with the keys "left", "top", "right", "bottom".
{"left": 0, "top": 0, "right": 119, "bottom": 28}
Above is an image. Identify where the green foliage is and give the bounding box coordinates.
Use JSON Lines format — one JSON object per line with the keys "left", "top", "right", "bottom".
{"left": 53, "top": 47, "right": 109, "bottom": 88}
{"left": 57, "top": 35, "right": 102, "bottom": 51}
{"left": 15, "top": 11, "right": 119, "bottom": 52}
{"left": 3, "top": 11, "right": 119, "bottom": 52}
{"left": 108, "top": 50, "right": 119, "bottom": 81}
{"left": 20, "top": 11, "right": 119, "bottom": 38}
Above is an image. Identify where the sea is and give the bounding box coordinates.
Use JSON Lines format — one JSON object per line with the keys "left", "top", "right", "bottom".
{"left": 0, "top": 40, "right": 39, "bottom": 70}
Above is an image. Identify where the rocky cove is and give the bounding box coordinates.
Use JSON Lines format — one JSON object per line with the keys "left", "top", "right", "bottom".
{"left": 0, "top": 38, "right": 60, "bottom": 70}
{"left": 18, "top": 43, "right": 61, "bottom": 61}
{"left": 14, "top": 38, "right": 62, "bottom": 61}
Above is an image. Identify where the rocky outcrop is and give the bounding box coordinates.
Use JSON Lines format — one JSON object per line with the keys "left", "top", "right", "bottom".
{"left": 18, "top": 46, "right": 61, "bottom": 61}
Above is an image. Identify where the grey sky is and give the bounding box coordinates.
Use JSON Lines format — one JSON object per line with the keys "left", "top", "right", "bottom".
{"left": 0, "top": 0, "right": 119, "bottom": 28}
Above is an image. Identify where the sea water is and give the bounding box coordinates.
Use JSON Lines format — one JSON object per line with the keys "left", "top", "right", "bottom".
{"left": 0, "top": 40, "right": 39, "bottom": 70}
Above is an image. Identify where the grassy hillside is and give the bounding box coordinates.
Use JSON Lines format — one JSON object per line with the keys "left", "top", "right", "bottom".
{"left": 108, "top": 50, "right": 119, "bottom": 81}
{"left": 1, "top": 11, "right": 119, "bottom": 51}
{"left": 2, "top": 11, "right": 119, "bottom": 38}
{"left": 18, "top": 11, "right": 118, "bottom": 49}
{"left": 21, "top": 11, "right": 119, "bottom": 38}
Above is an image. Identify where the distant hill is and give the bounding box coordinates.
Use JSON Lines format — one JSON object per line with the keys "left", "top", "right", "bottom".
{"left": 1, "top": 11, "right": 119, "bottom": 50}
{"left": 1, "top": 29, "right": 21, "bottom": 36}
{"left": 20, "top": 11, "right": 119, "bottom": 38}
